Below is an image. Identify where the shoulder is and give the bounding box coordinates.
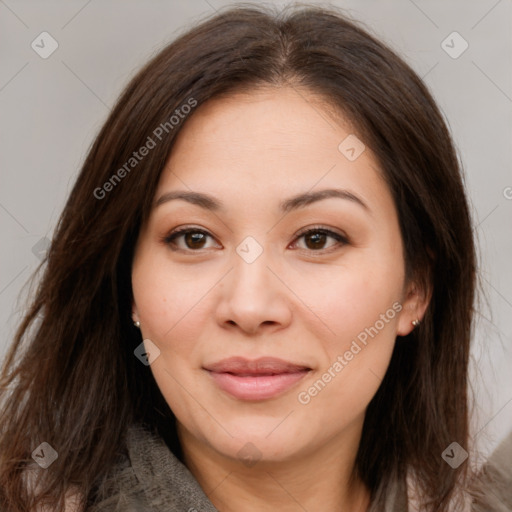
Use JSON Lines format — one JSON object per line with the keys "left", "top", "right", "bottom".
{"left": 25, "top": 485, "right": 84, "bottom": 512}
{"left": 22, "top": 467, "right": 83, "bottom": 512}
{"left": 470, "top": 430, "right": 512, "bottom": 511}
{"left": 63, "top": 489, "right": 84, "bottom": 512}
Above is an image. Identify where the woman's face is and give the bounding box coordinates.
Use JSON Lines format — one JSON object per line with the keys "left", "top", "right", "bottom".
{"left": 131, "top": 86, "right": 420, "bottom": 465}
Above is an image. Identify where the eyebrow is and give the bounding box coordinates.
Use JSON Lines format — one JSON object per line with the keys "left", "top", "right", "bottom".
{"left": 154, "top": 188, "right": 369, "bottom": 214}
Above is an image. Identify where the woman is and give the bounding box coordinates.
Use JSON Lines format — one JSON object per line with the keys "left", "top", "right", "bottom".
{"left": 0, "top": 4, "right": 508, "bottom": 511}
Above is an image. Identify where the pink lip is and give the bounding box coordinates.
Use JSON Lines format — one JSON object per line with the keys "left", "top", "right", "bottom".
{"left": 203, "top": 357, "right": 311, "bottom": 401}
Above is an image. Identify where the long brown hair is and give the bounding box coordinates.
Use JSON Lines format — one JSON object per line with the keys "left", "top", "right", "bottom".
{"left": 0, "top": 4, "right": 476, "bottom": 511}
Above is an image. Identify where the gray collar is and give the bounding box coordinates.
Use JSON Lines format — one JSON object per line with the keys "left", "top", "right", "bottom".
{"left": 89, "top": 422, "right": 512, "bottom": 511}
{"left": 89, "top": 423, "right": 408, "bottom": 511}
{"left": 89, "top": 423, "right": 218, "bottom": 511}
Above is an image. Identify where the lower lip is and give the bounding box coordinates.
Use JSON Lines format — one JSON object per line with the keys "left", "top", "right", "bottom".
{"left": 207, "top": 370, "right": 310, "bottom": 401}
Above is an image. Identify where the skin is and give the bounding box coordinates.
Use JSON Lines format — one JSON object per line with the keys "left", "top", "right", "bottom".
{"left": 131, "top": 86, "right": 429, "bottom": 512}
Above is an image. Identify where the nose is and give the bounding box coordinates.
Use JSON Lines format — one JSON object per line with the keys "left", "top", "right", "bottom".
{"left": 215, "top": 243, "right": 292, "bottom": 336}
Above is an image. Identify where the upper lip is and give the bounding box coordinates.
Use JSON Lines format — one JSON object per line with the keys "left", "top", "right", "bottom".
{"left": 203, "top": 357, "right": 311, "bottom": 375}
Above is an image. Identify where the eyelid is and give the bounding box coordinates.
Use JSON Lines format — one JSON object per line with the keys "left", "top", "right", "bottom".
{"left": 293, "top": 224, "right": 348, "bottom": 242}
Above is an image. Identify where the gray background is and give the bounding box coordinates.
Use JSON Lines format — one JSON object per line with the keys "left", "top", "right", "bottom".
{"left": 1, "top": 0, "right": 511, "bottom": 462}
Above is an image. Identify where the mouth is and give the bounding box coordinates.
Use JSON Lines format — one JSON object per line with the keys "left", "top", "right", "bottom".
{"left": 203, "top": 357, "right": 312, "bottom": 401}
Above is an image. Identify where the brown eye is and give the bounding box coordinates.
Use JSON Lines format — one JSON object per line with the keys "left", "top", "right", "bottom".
{"left": 164, "top": 228, "right": 217, "bottom": 251}
{"left": 163, "top": 226, "right": 348, "bottom": 254}
{"left": 292, "top": 228, "right": 348, "bottom": 252}
{"left": 304, "top": 231, "right": 328, "bottom": 250}
{"left": 183, "top": 231, "right": 207, "bottom": 249}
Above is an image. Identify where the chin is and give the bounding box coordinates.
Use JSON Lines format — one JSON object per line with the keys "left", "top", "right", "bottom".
{"left": 198, "top": 417, "right": 316, "bottom": 465}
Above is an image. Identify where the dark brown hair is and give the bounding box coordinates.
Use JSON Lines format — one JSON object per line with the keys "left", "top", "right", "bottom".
{"left": 0, "top": 4, "right": 476, "bottom": 511}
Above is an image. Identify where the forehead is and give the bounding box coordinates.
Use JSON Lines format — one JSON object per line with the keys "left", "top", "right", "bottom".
{"left": 156, "top": 86, "right": 391, "bottom": 217}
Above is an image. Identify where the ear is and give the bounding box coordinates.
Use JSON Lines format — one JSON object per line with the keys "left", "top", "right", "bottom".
{"left": 396, "top": 279, "right": 432, "bottom": 336}
{"left": 131, "top": 300, "right": 140, "bottom": 325}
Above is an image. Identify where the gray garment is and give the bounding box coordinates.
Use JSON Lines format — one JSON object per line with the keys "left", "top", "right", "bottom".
{"left": 87, "top": 423, "right": 511, "bottom": 512}
{"left": 88, "top": 424, "right": 218, "bottom": 512}
{"left": 471, "top": 432, "right": 512, "bottom": 512}
{"left": 87, "top": 423, "right": 406, "bottom": 511}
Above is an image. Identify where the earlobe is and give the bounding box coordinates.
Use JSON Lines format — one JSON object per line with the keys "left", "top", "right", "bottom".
{"left": 396, "top": 281, "right": 431, "bottom": 336}
{"left": 131, "top": 302, "right": 140, "bottom": 327}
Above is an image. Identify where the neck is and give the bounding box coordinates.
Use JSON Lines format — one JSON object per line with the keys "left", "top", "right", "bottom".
{"left": 178, "top": 424, "right": 371, "bottom": 512}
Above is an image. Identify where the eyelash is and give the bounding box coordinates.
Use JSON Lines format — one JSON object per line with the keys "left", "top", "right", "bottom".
{"left": 162, "top": 225, "right": 349, "bottom": 254}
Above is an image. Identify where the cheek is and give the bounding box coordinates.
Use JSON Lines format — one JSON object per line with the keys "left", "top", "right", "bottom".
{"left": 287, "top": 251, "right": 403, "bottom": 345}
{"left": 296, "top": 294, "right": 399, "bottom": 423}
{"left": 291, "top": 257, "right": 401, "bottom": 408}
{"left": 131, "top": 253, "right": 212, "bottom": 426}
{"left": 131, "top": 251, "right": 215, "bottom": 343}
